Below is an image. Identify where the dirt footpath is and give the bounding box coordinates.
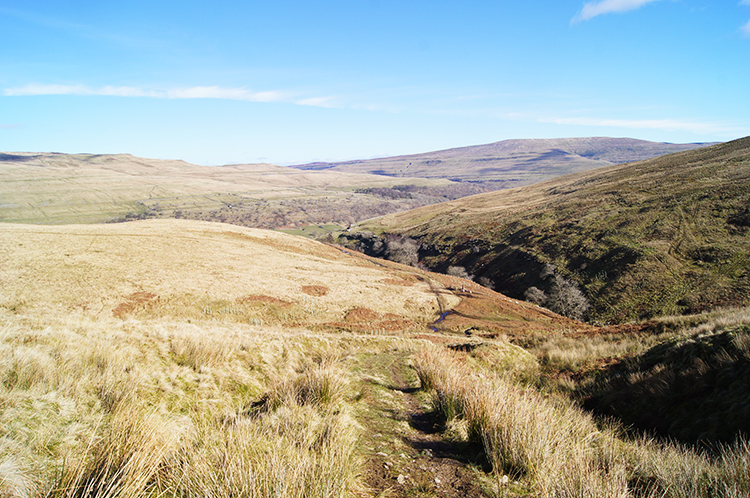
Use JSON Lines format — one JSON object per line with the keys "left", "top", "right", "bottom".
{"left": 352, "top": 350, "right": 493, "bottom": 498}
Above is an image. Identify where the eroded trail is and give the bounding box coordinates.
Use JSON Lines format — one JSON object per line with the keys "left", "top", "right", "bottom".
{"left": 351, "top": 349, "right": 492, "bottom": 498}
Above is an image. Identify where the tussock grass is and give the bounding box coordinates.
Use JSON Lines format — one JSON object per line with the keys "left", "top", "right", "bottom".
{"left": 260, "top": 363, "right": 351, "bottom": 411}
{"left": 581, "top": 309, "right": 750, "bottom": 445}
{"left": 0, "top": 313, "right": 371, "bottom": 498}
{"left": 534, "top": 334, "right": 644, "bottom": 372}
{"left": 50, "top": 406, "right": 184, "bottom": 498}
{"left": 414, "top": 346, "right": 750, "bottom": 497}
{"left": 415, "top": 347, "right": 628, "bottom": 496}
{"left": 527, "top": 307, "right": 750, "bottom": 386}
{"left": 171, "top": 406, "right": 359, "bottom": 498}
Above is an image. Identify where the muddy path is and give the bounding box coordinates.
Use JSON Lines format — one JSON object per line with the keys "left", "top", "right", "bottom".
{"left": 351, "top": 349, "right": 493, "bottom": 497}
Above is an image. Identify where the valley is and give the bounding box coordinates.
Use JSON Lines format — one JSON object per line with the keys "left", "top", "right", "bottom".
{"left": 342, "top": 137, "right": 750, "bottom": 324}
{"left": 2, "top": 137, "right": 749, "bottom": 497}
{"left": 0, "top": 152, "right": 464, "bottom": 228}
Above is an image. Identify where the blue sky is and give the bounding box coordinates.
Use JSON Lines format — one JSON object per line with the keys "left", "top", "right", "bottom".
{"left": 1, "top": 0, "right": 749, "bottom": 165}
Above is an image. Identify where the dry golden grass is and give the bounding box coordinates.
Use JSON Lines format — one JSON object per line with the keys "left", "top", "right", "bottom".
{"left": 0, "top": 310, "right": 416, "bottom": 498}
{"left": 0, "top": 153, "right": 449, "bottom": 224}
{"left": 414, "top": 345, "right": 750, "bottom": 497}
{"left": 3, "top": 218, "right": 748, "bottom": 497}
{"left": 0, "top": 219, "right": 457, "bottom": 326}
{"left": 0, "top": 218, "right": 470, "bottom": 497}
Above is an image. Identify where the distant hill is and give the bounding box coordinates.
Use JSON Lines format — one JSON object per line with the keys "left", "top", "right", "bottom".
{"left": 292, "top": 137, "right": 717, "bottom": 184}
{"left": 340, "top": 137, "right": 750, "bottom": 323}
{"left": 0, "top": 152, "right": 454, "bottom": 226}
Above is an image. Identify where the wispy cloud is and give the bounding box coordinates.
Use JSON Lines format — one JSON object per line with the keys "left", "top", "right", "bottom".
{"left": 740, "top": 1, "right": 750, "bottom": 36}
{"left": 2, "top": 83, "right": 330, "bottom": 105}
{"left": 572, "top": 0, "right": 661, "bottom": 23}
{"left": 541, "top": 116, "right": 742, "bottom": 136}
{"left": 0, "top": 7, "right": 167, "bottom": 52}
{"left": 295, "top": 96, "right": 338, "bottom": 108}
{"left": 0, "top": 123, "right": 21, "bottom": 129}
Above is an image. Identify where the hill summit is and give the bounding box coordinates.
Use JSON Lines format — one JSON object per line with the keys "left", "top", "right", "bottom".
{"left": 293, "top": 137, "right": 716, "bottom": 184}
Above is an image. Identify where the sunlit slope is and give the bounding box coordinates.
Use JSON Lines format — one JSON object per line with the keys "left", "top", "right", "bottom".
{"left": 0, "top": 219, "right": 573, "bottom": 335}
{"left": 355, "top": 137, "right": 750, "bottom": 322}
{"left": 293, "top": 137, "right": 715, "bottom": 184}
{"left": 0, "top": 152, "right": 448, "bottom": 224}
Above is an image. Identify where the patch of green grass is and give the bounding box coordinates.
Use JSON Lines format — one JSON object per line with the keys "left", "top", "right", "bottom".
{"left": 276, "top": 224, "right": 345, "bottom": 238}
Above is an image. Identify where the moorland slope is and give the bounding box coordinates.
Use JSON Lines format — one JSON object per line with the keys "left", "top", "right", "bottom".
{"left": 0, "top": 219, "right": 571, "bottom": 335}
{"left": 293, "top": 137, "right": 715, "bottom": 184}
{"left": 3, "top": 219, "right": 750, "bottom": 497}
{"left": 0, "top": 152, "right": 456, "bottom": 227}
{"left": 345, "top": 137, "right": 750, "bottom": 323}
{"left": 0, "top": 218, "right": 581, "bottom": 497}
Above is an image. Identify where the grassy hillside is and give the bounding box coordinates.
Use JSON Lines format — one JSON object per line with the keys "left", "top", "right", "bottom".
{"left": 0, "top": 152, "right": 458, "bottom": 227}
{"left": 347, "top": 137, "right": 750, "bottom": 323}
{"left": 2, "top": 219, "right": 750, "bottom": 497}
{"left": 292, "top": 137, "right": 715, "bottom": 184}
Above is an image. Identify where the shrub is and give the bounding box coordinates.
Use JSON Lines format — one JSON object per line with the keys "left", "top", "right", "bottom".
{"left": 446, "top": 266, "right": 473, "bottom": 281}
{"left": 524, "top": 286, "right": 547, "bottom": 305}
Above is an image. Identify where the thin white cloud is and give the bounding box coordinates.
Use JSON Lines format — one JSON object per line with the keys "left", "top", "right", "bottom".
{"left": 295, "top": 96, "right": 337, "bottom": 108}
{"left": 4, "top": 83, "right": 87, "bottom": 96}
{"left": 572, "top": 0, "right": 661, "bottom": 23}
{"left": 163, "top": 86, "right": 288, "bottom": 102}
{"left": 541, "top": 116, "right": 741, "bottom": 136}
{"left": 2, "top": 84, "right": 321, "bottom": 105}
{"left": 739, "top": 1, "right": 750, "bottom": 36}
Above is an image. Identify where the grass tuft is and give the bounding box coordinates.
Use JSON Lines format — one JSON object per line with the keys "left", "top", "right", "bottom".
{"left": 414, "top": 345, "right": 750, "bottom": 497}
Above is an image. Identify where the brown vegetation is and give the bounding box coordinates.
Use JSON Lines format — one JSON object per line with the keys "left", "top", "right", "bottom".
{"left": 301, "top": 285, "right": 330, "bottom": 296}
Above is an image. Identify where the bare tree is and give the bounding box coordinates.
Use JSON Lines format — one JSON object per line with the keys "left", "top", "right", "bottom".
{"left": 547, "top": 275, "right": 590, "bottom": 321}
{"left": 386, "top": 236, "right": 419, "bottom": 266}
{"left": 478, "top": 276, "right": 495, "bottom": 290}
{"left": 524, "top": 286, "right": 547, "bottom": 305}
{"left": 447, "top": 266, "right": 473, "bottom": 281}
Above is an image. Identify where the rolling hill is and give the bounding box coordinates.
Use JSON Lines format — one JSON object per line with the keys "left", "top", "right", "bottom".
{"left": 0, "top": 152, "right": 454, "bottom": 226}
{"left": 2, "top": 139, "right": 749, "bottom": 497}
{"left": 341, "top": 137, "right": 750, "bottom": 323}
{"left": 292, "top": 137, "right": 716, "bottom": 184}
{"left": 0, "top": 219, "right": 573, "bottom": 335}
